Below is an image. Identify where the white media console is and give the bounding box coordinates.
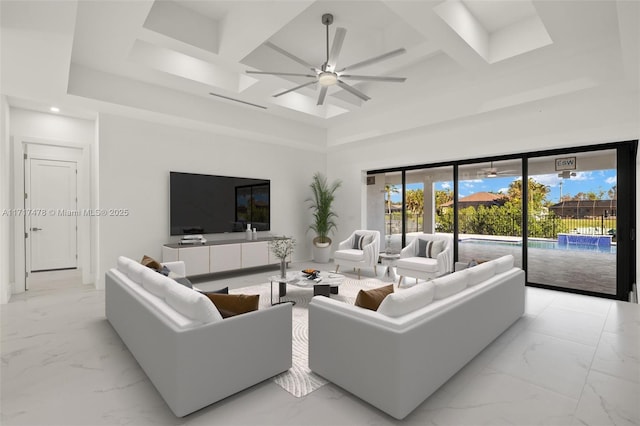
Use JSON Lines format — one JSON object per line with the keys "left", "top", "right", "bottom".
{"left": 162, "top": 237, "right": 291, "bottom": 276}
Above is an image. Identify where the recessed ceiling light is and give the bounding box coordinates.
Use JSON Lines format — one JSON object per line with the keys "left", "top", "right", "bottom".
{"left": 50, "top": 107, "right": 60, "bottom": 113}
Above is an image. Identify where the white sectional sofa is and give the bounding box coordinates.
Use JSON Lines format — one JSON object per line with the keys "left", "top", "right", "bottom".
{"left": 308, "top": 255, "right": 525, "bottom": 420}
{"left": 105, "top": 256, "right": 292, "bottom": 417}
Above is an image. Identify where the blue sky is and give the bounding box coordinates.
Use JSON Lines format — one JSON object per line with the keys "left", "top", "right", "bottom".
{"left": 390, "top": 169, "right": 617, "bottom": 204}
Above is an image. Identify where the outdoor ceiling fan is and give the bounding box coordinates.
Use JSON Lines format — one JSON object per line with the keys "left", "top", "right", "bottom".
{"left": 481, "top": 162, "right": 516, "bottom": 178}
{"left": 246, "top": 13, "right": 407, "bottom": 106}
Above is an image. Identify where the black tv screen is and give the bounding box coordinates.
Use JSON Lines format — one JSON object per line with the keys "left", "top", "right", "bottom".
{"left": 170, "top": 172, "right": 270, "bottom": 235}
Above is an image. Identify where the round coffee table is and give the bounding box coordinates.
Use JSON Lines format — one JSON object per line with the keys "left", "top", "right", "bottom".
{"left": 269, "top": 271, "right": 344, "bottom": 305}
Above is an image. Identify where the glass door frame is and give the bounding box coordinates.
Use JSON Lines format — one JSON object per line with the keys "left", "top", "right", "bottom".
{"left": 367, "top": 140, "right": 637, "bottom": 301}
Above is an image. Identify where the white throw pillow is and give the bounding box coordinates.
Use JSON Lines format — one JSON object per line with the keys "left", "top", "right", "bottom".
{"left": 141, "top": 267, "right": 171, "bottom": 298}
{"left": 433, "top": 270, "right": 469, "bottom": 300}
{"left": 466, "top": 261, "right": 496, "bottom": 286}
{"left": 493, "top": 255, "right": 514, "bottom": 274}
{"left": 377, "top": 282, "right": 435, "bottom": 317}
{"left": 126, "top": 261, "right": 147, "bottom": 284}
{"left": 165, "top": 283, "right": 223, "bottom": 323}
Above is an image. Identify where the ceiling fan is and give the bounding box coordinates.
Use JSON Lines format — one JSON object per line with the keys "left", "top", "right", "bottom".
{"left": 481, "top": 162, "right": 516, "bottom": 178}
{"left": 246, "top": 13, "right": 407, "bottom": 106}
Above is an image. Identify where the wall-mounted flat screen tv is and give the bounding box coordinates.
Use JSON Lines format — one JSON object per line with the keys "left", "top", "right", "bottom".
{"left": 170, "top": 171, "right": 270, "bottom": 235}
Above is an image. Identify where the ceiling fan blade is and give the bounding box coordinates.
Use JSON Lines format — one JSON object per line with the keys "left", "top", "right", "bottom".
{"left": 317, "top": 86, "right": 328, "bottom": 105}
{"left": 273, "top": 80, "right": 317, "bottom": 98}
{"left": 337, "top": 80, "right": 371, "bottom": 102}
{"left": 264, "top": 41, "right": 316, "bottom": 71}
{"left": 327, "top": 27, "right": 346, "bottom": 70}
{"left": 339, "top": 75, "right": 406, "bottom": 82}
{"left": 246, "top": 71, "right": 317, "bottom": 78}
{"left": 338, "top": 48, "right": 407, "bottom": 72}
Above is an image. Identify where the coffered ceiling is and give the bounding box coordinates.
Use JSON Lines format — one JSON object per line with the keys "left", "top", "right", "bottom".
{"left": 1, "top": 0, "right": 638, "bottom": 150}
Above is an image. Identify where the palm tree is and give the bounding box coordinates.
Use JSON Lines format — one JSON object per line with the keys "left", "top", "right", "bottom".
{"left": 384, "top": 184, "right": 400, "bottom": 234}
{"left": 406, "top": 189, "right": 424, "bottom": 232}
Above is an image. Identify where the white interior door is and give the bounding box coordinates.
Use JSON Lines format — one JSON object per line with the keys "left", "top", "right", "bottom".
{"left": 28, "top": 158, "right": 78, "bottom": 271}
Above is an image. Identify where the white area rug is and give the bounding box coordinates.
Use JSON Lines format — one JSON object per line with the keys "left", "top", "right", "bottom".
{"left": 230, "top": 277, "right": 388, "bottom": 398}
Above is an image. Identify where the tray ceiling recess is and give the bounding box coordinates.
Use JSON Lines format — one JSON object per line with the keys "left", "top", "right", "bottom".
{"left": 246, "top": 13, "right": 407, "bottom": 106}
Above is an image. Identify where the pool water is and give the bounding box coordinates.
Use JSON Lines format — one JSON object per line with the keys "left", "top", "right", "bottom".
{"left": 460, "top": 238, "right": 617, "bottom": 254}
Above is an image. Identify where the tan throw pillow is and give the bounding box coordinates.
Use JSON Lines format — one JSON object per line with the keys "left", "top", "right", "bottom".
{"left": 203, "top": 293, "right": 260, "bottom": 319}
{"left": 354, "top": 284, "right": 394, "bottom": 311}
{"left": 141, "top": 255, "right": 162, "bottom": 270}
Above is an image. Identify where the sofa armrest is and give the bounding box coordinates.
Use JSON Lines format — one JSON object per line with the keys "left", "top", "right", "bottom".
{"left": 162, "top": 261, "right": 185, "bottom": 277}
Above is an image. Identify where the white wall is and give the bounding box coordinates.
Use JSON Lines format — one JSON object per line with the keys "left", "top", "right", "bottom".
{"left": 97, "top": 114, "right": 324, "bottom": 288}
{"left": 8, "top": 108, "right": 96, "bottom": 294}
{"left": 327, "top": 87, "right": 640, "bottom": 286}
{"left": 0, "top": 96, "right": 11, "bottom": 303}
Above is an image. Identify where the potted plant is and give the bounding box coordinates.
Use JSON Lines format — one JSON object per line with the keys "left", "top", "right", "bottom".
{"left": 306, "top": 172, "right": 342, "bottom": 263}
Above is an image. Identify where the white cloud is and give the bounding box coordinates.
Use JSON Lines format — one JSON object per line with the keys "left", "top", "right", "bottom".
{"left": 530, "top": 174, "right": 561, "bottom": 187}
{"left": 440, "top": 182, "right": 451, "bottom": 189}
{"left": 498, "top": 187, "right": 509, "bottom": 194}
{"left": 605, "top": 176, "right": 617, "bottom": 185}
{"left": 572, "top": 171, "right": 593, "bottom": 181}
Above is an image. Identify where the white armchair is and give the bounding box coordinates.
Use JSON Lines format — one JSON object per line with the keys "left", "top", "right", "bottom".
{"left": 334, "top": 230, "right": 380, "bottom": 280}
{"left": 396, "top": 234, "right": 453, "bottom": 286}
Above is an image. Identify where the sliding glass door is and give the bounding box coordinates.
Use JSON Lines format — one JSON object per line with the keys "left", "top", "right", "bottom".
{"left": 456, "top": 159, "right": 523, "bottom": 268}
{"left": 527, "top": 149, "right": 619, "bottom": 295}
{"left": 365, "top": 141, "right": 636, "bottom": 300}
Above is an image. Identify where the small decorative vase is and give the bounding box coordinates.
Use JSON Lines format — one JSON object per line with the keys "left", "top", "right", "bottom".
{"left": 280, "top": 259, "right": 287, "bottom": 279}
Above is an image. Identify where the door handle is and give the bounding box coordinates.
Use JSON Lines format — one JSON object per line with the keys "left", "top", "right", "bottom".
{"left": 31, "top": 227, "right": 42, "bottom": 231}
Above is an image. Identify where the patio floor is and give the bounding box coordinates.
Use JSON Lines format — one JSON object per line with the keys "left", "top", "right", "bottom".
{"left": 385, "top": 233, "right": 617, "bottom": 295}
{"left": 458, "top": 236, "right": 616, "bottom": 295}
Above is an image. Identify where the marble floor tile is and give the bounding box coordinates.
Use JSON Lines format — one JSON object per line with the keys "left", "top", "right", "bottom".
{"left": 550, "top": 292, "right": 613, "bottom": 316}
{"left": 430, "top": 368, "right": 579, "bottom": 426}
{"left": 591, "top": 331, "right": 640, "bottom": 384}
{"left": 527, "top": 305, "right": 607, "bottom": 347}
{"left": 603, "top": 301, "right": 640, "bottom": 338}
{"left": 488, "top": 330, "right": 595, "bottom": 399}
{"left": 524, "top": 287, "right": 558, "bottom": 316}
{"left": 2, "top": 266, "right": 639, "bottom": 426}
{"left": 574, "top": 370, "right": 640, "bottom": 426}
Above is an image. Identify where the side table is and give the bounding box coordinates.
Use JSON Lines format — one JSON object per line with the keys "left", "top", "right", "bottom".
{"left": 269, "top": 272, "right": 298, "bottom": 306}
{"left": 379, "top": 253, "right": 401, "bottom": 281}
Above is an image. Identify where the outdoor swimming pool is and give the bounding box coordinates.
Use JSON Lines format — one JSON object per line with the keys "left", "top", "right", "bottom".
{"left": 459, "top": 238, "right": 617, "bottom": 254}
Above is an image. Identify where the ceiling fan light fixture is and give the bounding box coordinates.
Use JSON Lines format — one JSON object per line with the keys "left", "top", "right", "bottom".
{"left": 318, "top": 72, "right": 338, "bottom": 86}
{"left": 487, "top": 171, "right": 498, "bottom": 178}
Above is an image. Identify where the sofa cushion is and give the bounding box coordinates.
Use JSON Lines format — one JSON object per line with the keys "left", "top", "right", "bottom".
{"left": 493, "top": 255, "right": 514, "bottom": 274}
{"left": 377, "top": 281, "right": 435, "bottom": 317}
{"left": 141, "top": 254, "right": 162, "bottom": 270}
{"left": 141, "top": 267, "right": 172, "bottom": 297}
{"left": 117, "top": 256, "right": 130, "bottom": 274}
{"left": 417, "top": 239, "right": 444, "bottom": 259}
{"left": 335, "top": 249, "right": 365, "bottom": 262}
{"left": 172, "top": 276, "right": 193, "bottom": 289}
{"left": 127, "top": 260, "right": 147, "bottom": 285}
{"left": 355, "top": 284, "right": 394, "bottom": 311}
{"left": 433, "top": 270, "right": 469, "bottom": 300}
{"left": 396, "top": 256, "right": 439, "bottom": 273}
{"left": 203, "top": 293, "right": 259, "bottom": 318}
{"left": 466, "top": 261, "right": 496, "bottom": 286}
{"left": 164, "top": 284, "right": 223, "bottom": 323}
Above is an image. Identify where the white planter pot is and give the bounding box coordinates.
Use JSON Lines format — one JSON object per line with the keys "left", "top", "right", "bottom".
{"left": 312, "top": 244, "right": 331, "bottom": 263}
